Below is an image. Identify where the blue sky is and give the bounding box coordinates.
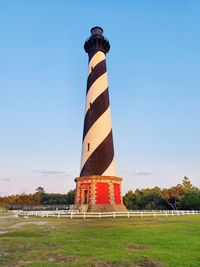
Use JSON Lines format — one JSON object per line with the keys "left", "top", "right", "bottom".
{"left": 0, "top": 0, "right": 200, "bottom": 196}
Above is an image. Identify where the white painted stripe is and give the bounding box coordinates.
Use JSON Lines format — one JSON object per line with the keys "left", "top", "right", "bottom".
{"left": 88, "top": 51, "right": 105, "bottom": 75}
{"left": 102, "top": 158, "right": 116, "bottom": 176}
{"left": 85, "top": 72, "right": 108, "bottom": 113}
{"left": 80, "top": 107, "right": 112, "bottom": 169}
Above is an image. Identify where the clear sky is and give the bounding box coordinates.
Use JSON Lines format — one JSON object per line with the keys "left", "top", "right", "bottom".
{"left": 0, "top": 0, "right": 200, "bottom": 196}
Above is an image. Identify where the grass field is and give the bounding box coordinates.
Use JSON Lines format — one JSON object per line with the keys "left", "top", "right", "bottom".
{"left": 0, "top": 213, "right": 200, "bottom": 267}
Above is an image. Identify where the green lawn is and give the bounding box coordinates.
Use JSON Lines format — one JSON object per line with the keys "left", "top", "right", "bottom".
{"left": 0, "top": 214, "right": 200, "bottom": 267}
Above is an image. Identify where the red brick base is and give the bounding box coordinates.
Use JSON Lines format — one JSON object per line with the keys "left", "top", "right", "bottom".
{"left": 74, "top": 176, "right": 127, "bottom": 212}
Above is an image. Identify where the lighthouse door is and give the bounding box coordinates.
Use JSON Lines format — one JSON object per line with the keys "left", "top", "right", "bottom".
{"left": 83, "top": 189, "right": 88, "bottom": 204}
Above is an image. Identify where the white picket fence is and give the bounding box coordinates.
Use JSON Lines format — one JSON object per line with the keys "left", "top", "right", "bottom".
{"left": 18, "top": 210, "right": 200, "bottom": 219}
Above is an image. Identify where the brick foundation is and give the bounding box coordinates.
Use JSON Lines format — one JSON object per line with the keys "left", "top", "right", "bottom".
{"left": 74, "top": 176, "right": 127, "bottom": 212}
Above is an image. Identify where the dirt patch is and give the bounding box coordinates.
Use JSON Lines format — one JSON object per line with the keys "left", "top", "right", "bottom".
{"left": 92, "top": 262, "right": 120, "bottom": 267}
{"left": 0, "top": 230, "right": 9, "bottom": 235}
{"left": 10, "top": 221, "right": 47, "bottom": 228}
{"left": 0, "top": 252, "right": 9, "bottom": 257}
{"left": 18, "top": 260, "right": 33, "bottom": 265}
{"left": 136, "top": 258, "right": 164, "bottom": 267}
{"left": 47, "top": 254, "right": 76, "bottom": 263}
{"left": 0, "top": 212, "right": 18, "bottom": 219}
{"left": 126, "top": 243, "right": 148, "bottom": 250}
{"left": 91, "top": 261, "right": 143, "bottom": 267}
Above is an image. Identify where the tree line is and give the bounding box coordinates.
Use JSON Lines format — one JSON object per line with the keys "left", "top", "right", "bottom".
{"left": 0, "top": 188, "right": 75, "bottom": 209}
{"left": 123, "top": 177, "right": 200, "bottom": 210}
{"left": 0, "top": 177, "right": 199, "bottom": 210}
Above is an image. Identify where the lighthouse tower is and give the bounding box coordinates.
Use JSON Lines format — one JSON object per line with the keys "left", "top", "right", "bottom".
{"left": 74, "top": 27, "right": 126, "bottom": 212}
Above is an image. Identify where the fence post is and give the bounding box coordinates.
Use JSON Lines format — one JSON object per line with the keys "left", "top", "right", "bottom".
{"left": 127, "top": 212, "right": 130, "bottom": 218}
{"left": 84, "top": 212, "right": 86, "bottom": 219}
{"left": 165, "top": 212, "right": 168, "bottom": 217}
{"left": 154, "top": 212, "right": 156, "bottom": 217}
{"left": 70, "top": 212, "right": 73, "bottom": 219}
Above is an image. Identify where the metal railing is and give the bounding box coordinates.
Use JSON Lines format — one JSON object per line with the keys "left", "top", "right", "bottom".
{"left": 18, "top": 210, "right": 200, "bottom": 219}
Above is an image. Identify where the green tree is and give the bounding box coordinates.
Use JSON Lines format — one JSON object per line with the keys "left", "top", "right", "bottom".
{"left": 161, "top": 185, "right": 184, "bottom": 210}
{"left": 65, "top": 189, "right": 75, "bottom": 204}
{"left": 123, "top": 190, "right": 135, "bottom": 209}
{"left": 40, "top": 190, "right": 75, "bottom": 205}
{"left": 36, "top": 187, "right": 45, "bottom": 193}
{"left": 179, "top": 191, "right": 200, "bottom": 210}
{"left": 123, "top": 187, "right": 167, "bottom": 210}
{"left": 181, "top": 177, "right": 195, "bottom": 193}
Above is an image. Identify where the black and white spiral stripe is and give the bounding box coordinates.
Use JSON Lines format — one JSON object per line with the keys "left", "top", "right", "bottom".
{"left": 80, "top": 50, "right": 116, "bottom": 177}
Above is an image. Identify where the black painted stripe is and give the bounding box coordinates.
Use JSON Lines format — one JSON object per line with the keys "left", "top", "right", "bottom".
{"left": 82, "top": 89, "right": 110, "bottom": 141}
{"left": 86, "top": 59, "right": 106, "bottom": 94}
{"left": 80, "top": 130, "right": 114, "bottom": 176}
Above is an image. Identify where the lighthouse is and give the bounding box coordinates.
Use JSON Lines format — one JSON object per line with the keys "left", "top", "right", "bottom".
{"left": 74, "top": 27, "right": 126, "bottom": 212}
